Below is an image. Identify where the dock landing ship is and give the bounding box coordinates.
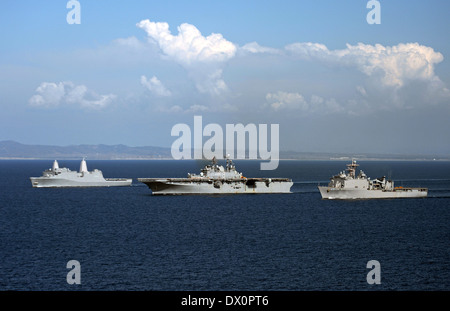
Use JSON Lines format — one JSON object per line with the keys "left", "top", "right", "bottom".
{"left": 30, "top": 159, "right": 132, "bottom": 188}
{"left": 318, "top": 160, "right": 427, "bottom": 199}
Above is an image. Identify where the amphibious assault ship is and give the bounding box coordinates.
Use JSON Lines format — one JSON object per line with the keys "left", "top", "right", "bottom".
{"left": 318, "top": 160, "right": 427, "bottom": 199}
{"left": 30, "top": 159, "right": 132, "bottom": 188}
{"left": 138, "top": 156, "right": 293, "bottom": 195}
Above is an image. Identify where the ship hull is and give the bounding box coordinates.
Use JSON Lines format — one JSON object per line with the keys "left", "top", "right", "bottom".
{"left": 30, "top": 177, "right": 132, "bottom": 188}
{"left": 138, "top": 178, "right": 293, "bottom": 195}
{"left": 318, "top": 186, "right": 428, "bottom": 199}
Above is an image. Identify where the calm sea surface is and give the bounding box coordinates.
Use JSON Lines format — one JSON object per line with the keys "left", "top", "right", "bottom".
{"left": 0, "top": 160, "right": 449, "bottom": 290}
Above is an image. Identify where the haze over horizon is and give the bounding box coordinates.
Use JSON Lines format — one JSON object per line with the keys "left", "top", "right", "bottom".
{"left": 1, "top": 1, "right": 449, "bottom": 156}
{"left": 1, "top": 139, "right": 448, "bottom": 161}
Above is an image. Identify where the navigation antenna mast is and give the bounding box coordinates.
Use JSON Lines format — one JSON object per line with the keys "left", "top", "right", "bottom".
{"left": 346, "top": 158, "right": 359, "bottom": 178}
{"left": 225, "top": 154, "right": 232, "bottom": 171}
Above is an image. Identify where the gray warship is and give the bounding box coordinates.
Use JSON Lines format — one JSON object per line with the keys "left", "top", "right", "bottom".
{"left": 318, "top": 160, "right": 427, "bottom": 199}
{"left": 30, "top": 159, "right": 132, "bottom": 188}
{"left": 138, "top": 156, "right": 293, "bottom": 195}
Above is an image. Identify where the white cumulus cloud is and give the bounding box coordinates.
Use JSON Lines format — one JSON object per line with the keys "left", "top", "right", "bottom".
{"left": 29, "top": 82, "right": 66, "bottom": 108}
{"left": 266, "top": 91, "right": 343, "bottom": 114}
{"left": 192, "top": 69, "right": 228, "bottom": 95}
{"left": 113, "top": 36, "right": 144, "bottom": 49}
{"left": 240, "top": 42, "right": 281, "bottom": 55}
{"left": 137, "top": 19, "right": 237, "bottom": 95}
{"left": 140, "top": 75, "right": 172, "bottom": 97}
{"left": 286, "top": 42, "right": 445, "bottom": 88}
{"left": 266, "top": 91, "right": 308, "bottom": 111}
{"left": 136, "top": 19, "right": 236, "bottom": 65}
{"left": 29, "top": 81, "right": 116, "bottom": 109}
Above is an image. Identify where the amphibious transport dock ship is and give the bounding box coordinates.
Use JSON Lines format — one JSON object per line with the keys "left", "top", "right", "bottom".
{"left": 30, "top": 159, "right": 132, "bottom": 188}
{"left": 138, "top": 156, "right": 293, "bottom": 195}
{"left": 318, "top": 160, "right": 427, "bottom": 199}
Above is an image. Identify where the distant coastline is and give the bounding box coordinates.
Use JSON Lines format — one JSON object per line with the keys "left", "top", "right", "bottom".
{"left": 0, "top": 140, "right": 449, "bottom": 161}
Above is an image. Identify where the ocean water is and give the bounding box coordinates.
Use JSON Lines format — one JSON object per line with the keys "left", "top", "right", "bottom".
{"left": 0, "top": 159, "right": 449, "bottom": 291}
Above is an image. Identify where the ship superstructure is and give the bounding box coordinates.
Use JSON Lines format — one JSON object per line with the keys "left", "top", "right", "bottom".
{"left": 318, "top": 160, "right": 427, "bottom": 199}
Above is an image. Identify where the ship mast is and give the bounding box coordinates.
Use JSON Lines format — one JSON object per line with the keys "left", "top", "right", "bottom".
{"left": 52, "top": 160, "right": 59, "bottom": 171}
{"left": 79, "top": 158, "right": 88, "bottom": 173}
{"left": 225, "top": 154, "right": 230, "bottom": 171}
{"left": 346, "top": 159, "right": 359, "bottom": 178}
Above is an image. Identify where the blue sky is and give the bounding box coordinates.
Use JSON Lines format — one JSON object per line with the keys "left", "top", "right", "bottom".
{"left": 1, "top": 0, "right": 450, "bottom": 155}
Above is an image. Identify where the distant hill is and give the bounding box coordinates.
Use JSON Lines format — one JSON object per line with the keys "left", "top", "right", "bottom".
{"left": 0, "top": 140, "right": 448, "bottom": 160}
{"left": 0, "top": 140, "right": 172, "bottom": 159}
